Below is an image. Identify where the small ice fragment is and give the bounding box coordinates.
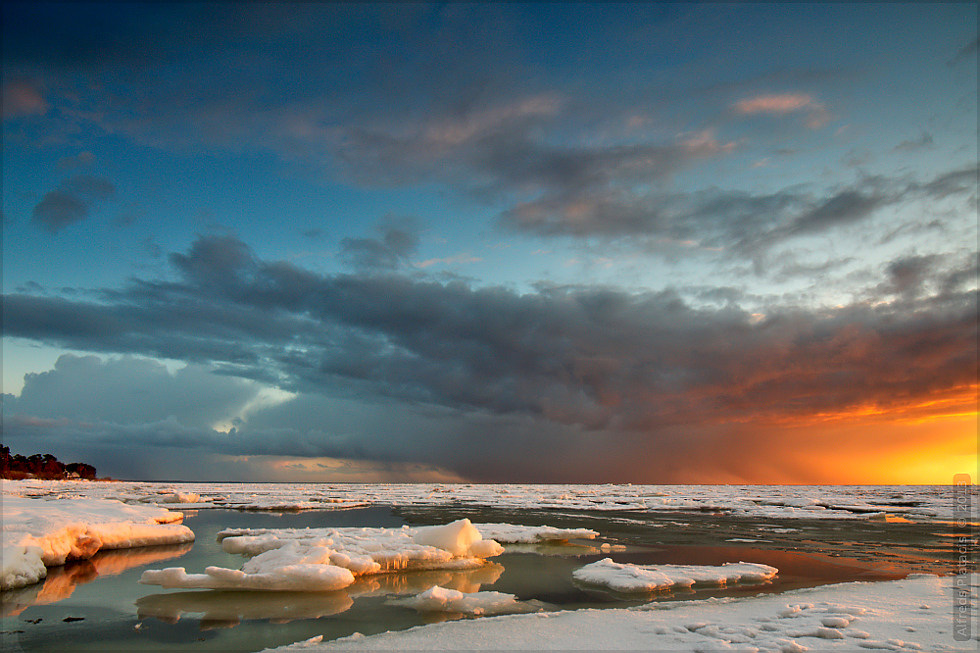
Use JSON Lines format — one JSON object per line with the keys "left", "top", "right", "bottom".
{"left": 821, "top": 616, "right": 851, "bottom": 628}
{"left": 396, "top": 585, "right": 528, "bottom": 615}
{"left": 779, "top": 641, "right": 808, "bottom": 653}
{"left": 816, "top": 627, "right": 845, "bottom": 639}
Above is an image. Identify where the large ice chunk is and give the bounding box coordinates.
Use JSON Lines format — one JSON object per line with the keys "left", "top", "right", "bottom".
{"left": 140, "top": 561, "right": 356, "bottom": 592}
{"left": 573, "top": 558, "right": 778, "bottom": 592}
{"left": 141, "top": 519, "right": 504, "bottom": 592}
{"left": 1, "top": 495, "right": 194, "bottom": 590}
{"left": 412, "top": 519, "right": 484, "bottom": 556}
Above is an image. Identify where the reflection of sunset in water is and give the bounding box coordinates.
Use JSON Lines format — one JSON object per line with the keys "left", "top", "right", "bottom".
{"left": 136, "top": 562, "right": 505, "bottom": 628}
{"left": 1, "top": 543, "right": 192, "bottom": 617}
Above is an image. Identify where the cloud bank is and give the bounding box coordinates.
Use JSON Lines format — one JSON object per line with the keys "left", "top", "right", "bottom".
{"left": 3, "top": 236, "right": 975, "bottom": 482}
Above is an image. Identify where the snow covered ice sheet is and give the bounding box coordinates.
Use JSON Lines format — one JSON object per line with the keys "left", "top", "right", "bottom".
{"left": 1, "top": 495, "right": 194, "bottom": 590}
{"left": 265, "top": 574, "right": 979, "bottom": 652}
{"left": 573, "top": 558, "right": 779, "bottom": 592}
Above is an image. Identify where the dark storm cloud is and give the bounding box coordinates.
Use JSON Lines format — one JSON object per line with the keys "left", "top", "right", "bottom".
{"left": 31, "top": 175, "right": 115, "bottom": 233}
{"left": 5, "top": 236, "right": 976, "bottom": 433}
{"left": 3, "top": 235, "right": 976, "bottom": 480}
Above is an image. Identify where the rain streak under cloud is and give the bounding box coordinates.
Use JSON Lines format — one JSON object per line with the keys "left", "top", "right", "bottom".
{"left": 1, "top": 2, "right": 976, "bottom": 483}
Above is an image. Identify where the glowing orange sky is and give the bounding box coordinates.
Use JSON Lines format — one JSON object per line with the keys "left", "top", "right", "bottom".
{"left": 710, "top": 384, "right": 978, "bottom": 485}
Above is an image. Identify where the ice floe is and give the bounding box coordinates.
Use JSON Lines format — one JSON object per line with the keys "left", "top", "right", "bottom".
{"left": 264, "top": 574, "right": 979, "bottom": 652}
{"left": 572, "top": 558, "right": 778, "bottom": 593}
{"left": 394, "top": 585, "right": 535, "bottom": 616}
{"left": 141, "top": 519, "right": 504, "bottom": 592}
{"left": 472, "top": 523, "right": 598, "bottom": 543}
{"left": 136, "top": 563, "right": 509, "bottom": 628}
{"left": 1, "top": 495, "right": 194, "bottom": 590}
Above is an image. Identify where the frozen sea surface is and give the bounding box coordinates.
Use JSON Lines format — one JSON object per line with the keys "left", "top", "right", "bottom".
{"left": 3, "top": 479, "right": 974, "bottom": 521}
{"left": 1, "top": 481, "right": 976, "bottom": 652}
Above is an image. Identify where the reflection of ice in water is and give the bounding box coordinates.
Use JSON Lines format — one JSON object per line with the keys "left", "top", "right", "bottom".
{"left": 136, "top": 563, "right": 505, "bottom": 628}
{"left": 348, "top": 562, "right": 504, "bottom": 597}
{"left": 1, "top": 543, "right": 192, "bottom": 616}
{"left": 136, "top": 590, "right": 354, "bottom": 629}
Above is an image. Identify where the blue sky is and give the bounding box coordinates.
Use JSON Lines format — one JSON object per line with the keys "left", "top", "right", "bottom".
{"left": 2, "top": 2, "right": 976, "bottom": 482}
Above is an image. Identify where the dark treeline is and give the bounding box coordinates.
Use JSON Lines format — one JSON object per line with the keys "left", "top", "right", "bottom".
{"left": 1, "top": 445, "right": 97, "bottom": 480}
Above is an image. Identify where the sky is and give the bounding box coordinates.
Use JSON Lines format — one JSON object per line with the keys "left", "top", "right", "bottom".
{"left": 1, "top": 2, "right": 977, "bottom": 484}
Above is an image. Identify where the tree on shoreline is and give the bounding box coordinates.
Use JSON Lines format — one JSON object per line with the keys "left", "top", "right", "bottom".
{"left": 0, "top": 445, "right": 96, "bottom": 480}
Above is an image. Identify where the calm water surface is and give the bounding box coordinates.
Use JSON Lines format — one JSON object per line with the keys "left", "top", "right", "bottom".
{"left": 1, "top": 504, "right": 966, "bottom": 652}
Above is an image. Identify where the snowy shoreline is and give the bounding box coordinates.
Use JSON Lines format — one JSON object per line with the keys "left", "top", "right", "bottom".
{"left": 266, "top": 574, "right": 979, "bottom": 652}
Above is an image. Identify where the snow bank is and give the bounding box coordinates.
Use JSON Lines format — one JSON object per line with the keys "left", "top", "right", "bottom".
{"left": 573, "top": 558, "right": 778, "bottom": 592}
{"left": 395, "top": 585, "right": 534, "bottom": 616}
{"left": 1, "top": 495, "right": 194, "bottom": 590}
{"left": 473, "top": 523, "right": 599, "bottom": 543}
{"left": 264, "top": 574, "right": 979, "bottom": 652}
{"left": 141, "top": 519, "right": 504, "bottom": 592}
